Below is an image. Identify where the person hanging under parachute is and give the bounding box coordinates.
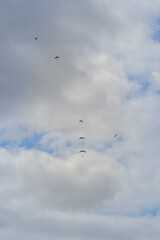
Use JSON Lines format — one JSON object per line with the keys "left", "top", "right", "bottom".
{"left": 79, "top": 150, "right": 86, "bottom": 157}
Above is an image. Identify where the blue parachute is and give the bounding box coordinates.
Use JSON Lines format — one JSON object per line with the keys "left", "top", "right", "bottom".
{"left": 79, "top": 120, "right": 83, "bottom": 123}
{"left": 79, "top": 150, "right": 86, "bottom": 157}
{"left": 55, "top": 56, "right": 60, "bottom": 60}
{"left": 79, "top": 150, "right": 86, "bottom": 153}
{"left": 35, "top": 37, "right": 38, "bottom": 41}
{"left": 114, "top": 134, "right": 118, "bottom": 138}
{"left": 79, "top": 137, "right": 85, "bottom": 140}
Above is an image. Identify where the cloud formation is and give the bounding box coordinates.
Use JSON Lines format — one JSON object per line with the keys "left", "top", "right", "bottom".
{"left": 0, "top": 0, "right": 160, "bottom": 239}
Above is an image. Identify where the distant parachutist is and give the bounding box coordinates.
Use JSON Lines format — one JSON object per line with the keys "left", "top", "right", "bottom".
{"left": 79, "top": 137, "right": 85, "bottom": 140}
{"left": 114, "top": 133, "right": 121, "bottom": 141}
{"left": 55, "top": 56, "right": 60, "bottom": 60}
{"left": 79, "top": 150, "right": 86, "bottom": 153}
{"left": 114, "top": 134, "right": 118, "bottom": 138}
{"left": 79, "top": 137, "right": 85, "bottom": 143}
{"left": 79, "top": 150, "right": 86, "bottom": 157}
{"left": 35, "top": 37, "right": 38, "bottom": 41}
{"left": 79, "top": 120, "right": 83, "bottom": 123}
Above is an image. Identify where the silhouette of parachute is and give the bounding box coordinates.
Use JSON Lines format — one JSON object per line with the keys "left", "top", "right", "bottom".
{"left": 35, "top": 37, "right": 38, "bottom": 41}
{"left": 79, "top": 150, "right": 86, "bottom": 153}
{"left": 79, "top": 120, "right": 83, "bottom": 123}
{"left": 79, "top": 137, "right": 85, "bottom": 140}
{"left": 55, "top": 56, "right": 60, "bottom": 60}
{"left": 114, "top": 134, "right": 118, "bottom": 138}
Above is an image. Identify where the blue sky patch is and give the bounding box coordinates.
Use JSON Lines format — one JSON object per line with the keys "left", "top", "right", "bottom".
{"left": 19, "top": 132, "right": 58, "bottom": 155}
{"left": 139, "top": 81, "right": 151, "bottom": 92}
{"left": 0, "top": 140, "right": 18, "bottom": 149}
{"left": 0, "top": 129, "right": 75, "bottom": 158}
{"left": 128, "top": 73, "right": 150, "bottom": 84}
{"left": 0, "top": 132, "right": 50, "bottom": 152}
{"left": 153, "top": 17, "right": 160, "bottom": 42}
{"left": 140, "top": 207, "right": 160, "bottom": 217}
{"left": 127, "top": 74, "right": 151, "bottom": 98}
{"left": 19, "top": 132, "right": 45, "bottom": 150}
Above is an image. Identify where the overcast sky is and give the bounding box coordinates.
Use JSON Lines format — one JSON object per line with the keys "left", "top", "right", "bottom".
{"left": 0, "top": 0, "right": 160, "bottom": 239}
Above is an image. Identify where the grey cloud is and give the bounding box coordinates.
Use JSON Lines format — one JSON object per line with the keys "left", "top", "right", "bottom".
{"left": 1, "top": 0, "right": 160, "bottom": 239}
{"left": 0, "top": 149, "right": 123, "bottom": 211}
{"left": 0, "top": 207, "right": 160, "bottom": 240}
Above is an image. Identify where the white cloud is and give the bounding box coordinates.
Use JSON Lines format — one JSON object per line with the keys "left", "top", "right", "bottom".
{"left": 0, "top": 0, "right": 160, "bottom": 239}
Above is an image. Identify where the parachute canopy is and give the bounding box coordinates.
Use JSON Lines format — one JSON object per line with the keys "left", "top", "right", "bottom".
{"left": 35, "top": 37, "right": 38, "bottom": 41}
{"left": 79, "top": 150, "right": 86, "bottom": 153}
{"left": 55, "top": 56, "right": 60, "bottom": 60}
{"left": 79, "top": 137, "right": 85, "bottom": 140}
{"left": 114, "top": 134, "right": 118, "bottom": 138}
{"left": 79, "top": 120, "right": 83, "bottom": 123}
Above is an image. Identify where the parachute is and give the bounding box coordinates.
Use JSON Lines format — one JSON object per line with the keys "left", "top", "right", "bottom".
{"left": 79, "top": 136, "right": 85, "bottom": 144}
{"left": 79, "top": 120, "right": 83, "bottom": 123}
{"left": 55, "top": 56, "right": 60, "bottom": 60}
{"left": 35, "top": 37, "right": 38, "bottom": 41}
{"left": 114, "top": 134, "right": 118, "bottom": 138}
{"left": 114, "top": 133, "right": 120, "bottom": 142}
{"left": 79, "top": 137, "right": 85, "bottom": 140}
{"left": 79, "top": 150, "right": 86, "bottom": 157}
{"left": 79, "top": 150, "right": 86, "bottom": 153}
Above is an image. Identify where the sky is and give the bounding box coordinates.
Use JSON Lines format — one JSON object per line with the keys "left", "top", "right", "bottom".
{"left": 0, "top": 0, "right": 160, "bottom": 239}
